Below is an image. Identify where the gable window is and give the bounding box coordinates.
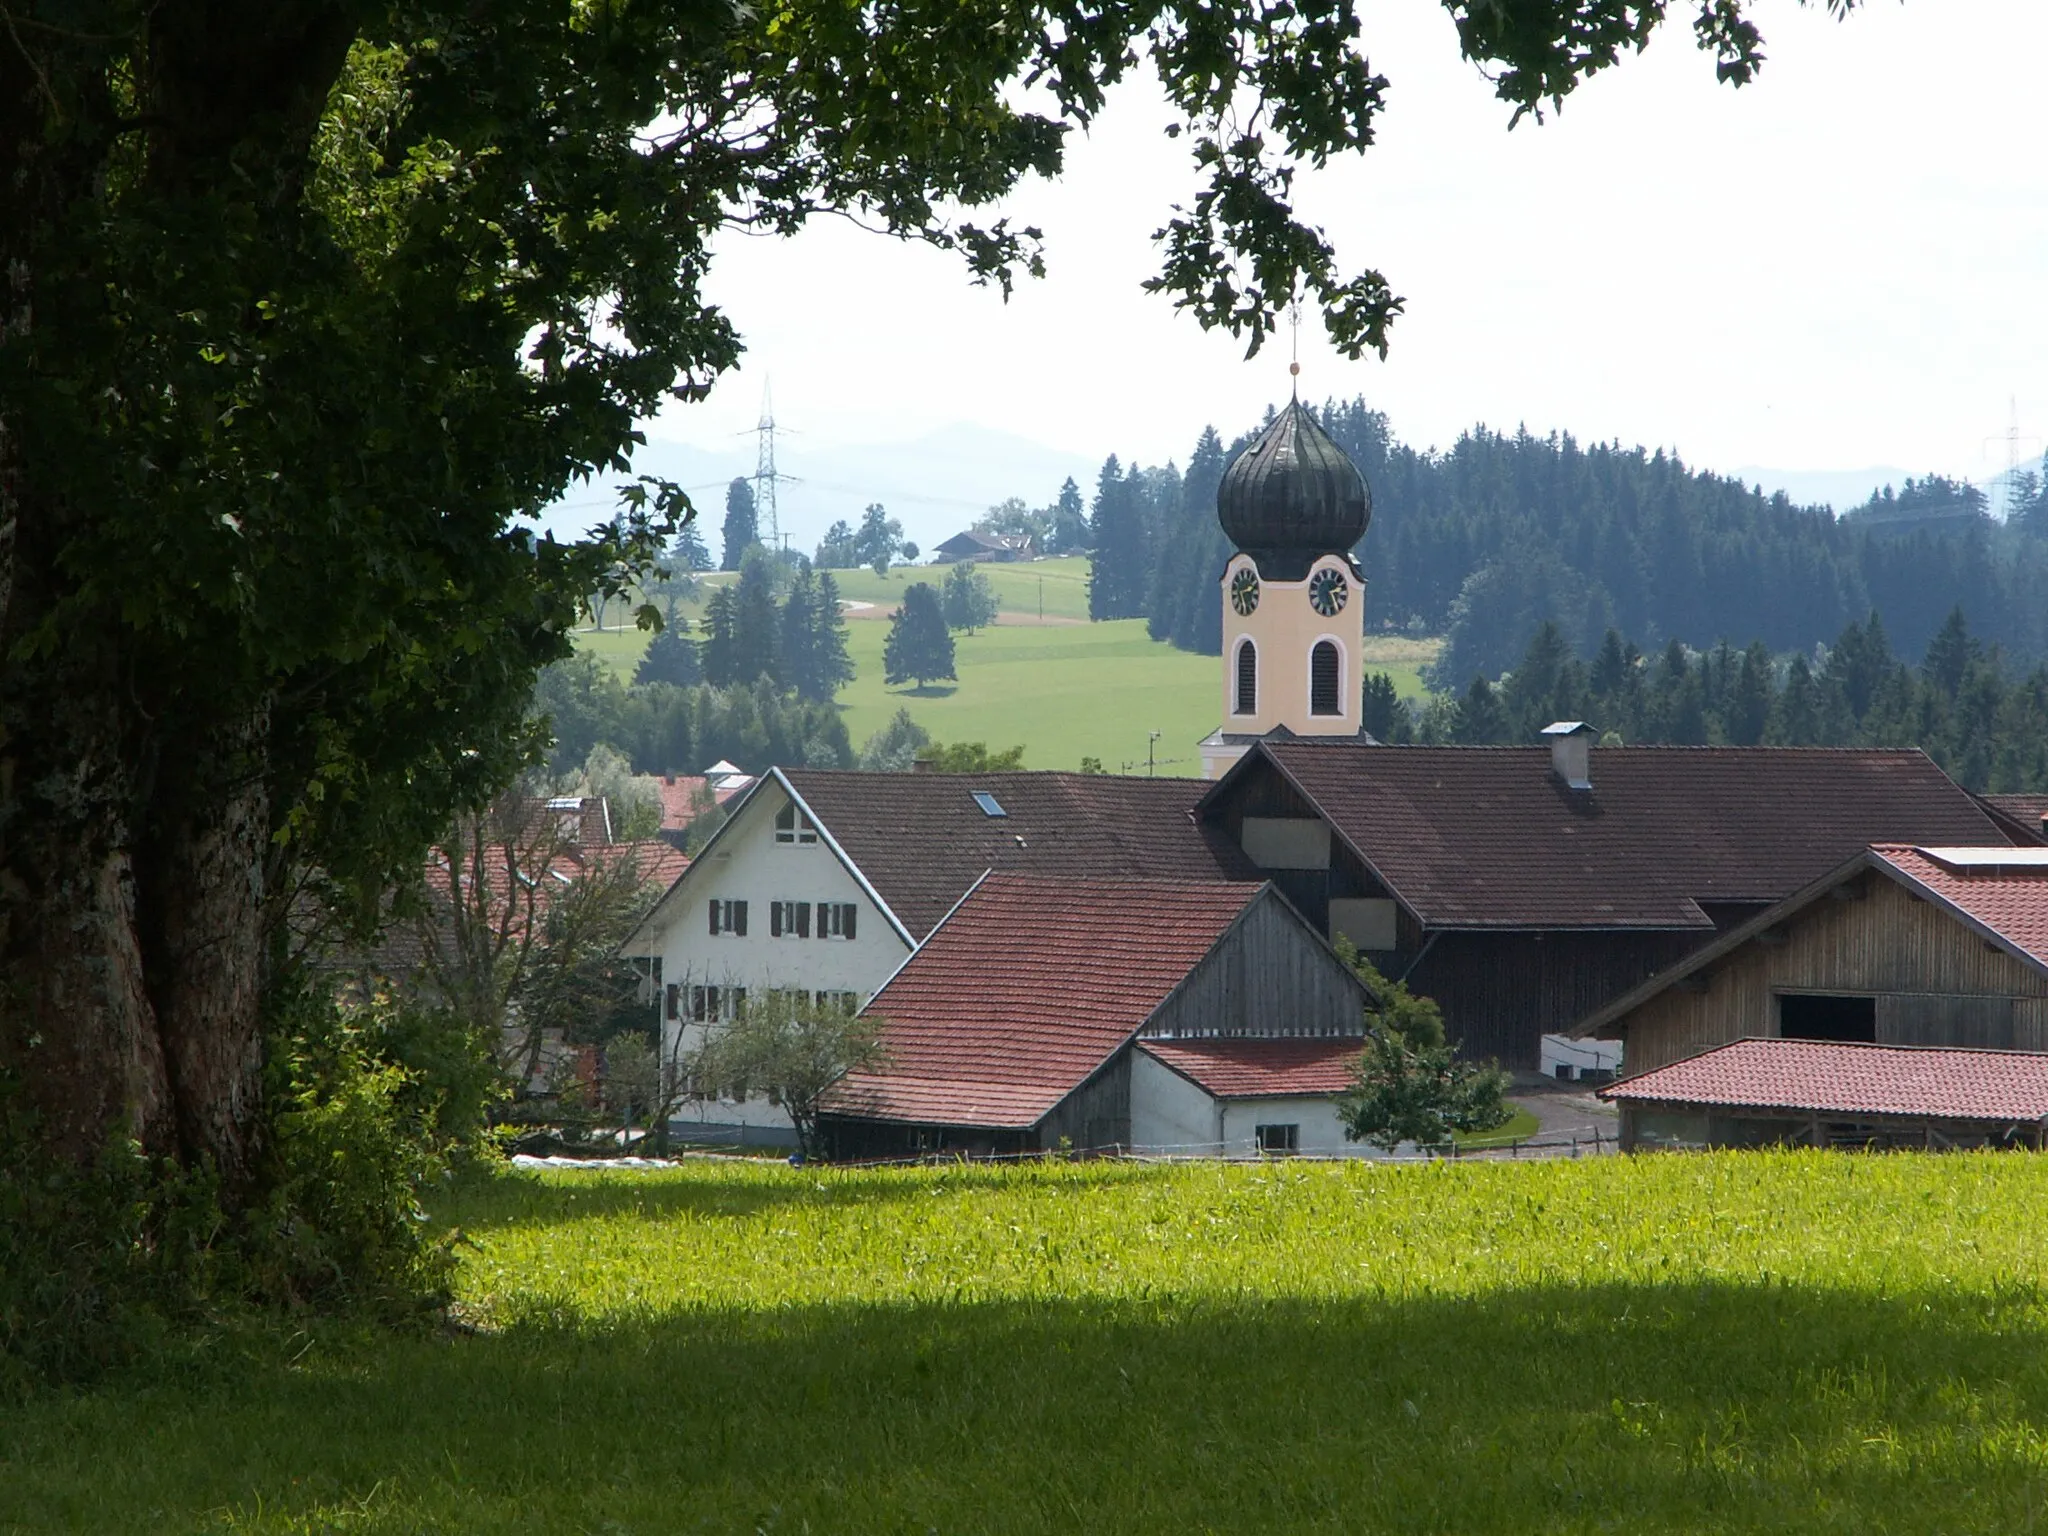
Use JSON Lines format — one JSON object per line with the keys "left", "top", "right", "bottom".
{"left": 816, "top": 901, "right": 858, "bottom": 941}
{"left": 775, "top": 802, "right": 820, "bottom": 845}
{"left": 1255, "top": 1123, "right": 1300, "bottom": 1154}
{"left": 690, "top": 985, "right": 747, "bottom": 1023}
{"left": 1309, "top": 641, "right": 1341, "bottom": 716}
{"left": 770, "top": 900, "right": 813, "bottom": 938}
{"left": 1234, "top": 639, "right": 1257, "bottom": 716}
{"left": 708, "top": 898, "right": 748, "bottom": 936}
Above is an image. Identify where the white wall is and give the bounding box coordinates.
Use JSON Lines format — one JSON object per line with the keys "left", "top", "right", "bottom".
{"left": 1129, "top": 1050, "right": 1369, "bottom": 1158}
{"left": 643, "top": 779, "right": 913, "bottom": 1136}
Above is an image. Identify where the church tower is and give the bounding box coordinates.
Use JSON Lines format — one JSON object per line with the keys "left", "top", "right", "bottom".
{"left": 1199, "top": 399, "right": 1372, "bottom": 779}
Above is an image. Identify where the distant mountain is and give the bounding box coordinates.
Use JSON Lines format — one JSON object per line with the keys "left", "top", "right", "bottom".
{"left": 529, "top": 422, "right": 1098, "bottom": 558}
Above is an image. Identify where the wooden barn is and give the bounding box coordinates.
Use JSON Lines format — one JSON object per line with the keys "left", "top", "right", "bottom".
{"left": 1193, "top": 733, "right": 2016, "bottom": 1070}
{"left": 1571, "top": 844, "right": 2048, "bottom": 1075}
{"left": 1601, "top": 1037, "right": 2048, "bottom": 1152}
{"left": 818, "top": 873, "right": 1372, "bottom": 1158}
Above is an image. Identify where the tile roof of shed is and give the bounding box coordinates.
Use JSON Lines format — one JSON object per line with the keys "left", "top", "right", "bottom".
{"left": 1233, "top": 742, "right": 2008, "bottom": 930}
{"left": 783, "top": 769, "right": 1258, "bottom": 939}
{"left": 823, "top": 875, "right": 1268, "bottom": 1128}
{"left": 1872, "top": 844, "right": 2048, "bottom": 970}
{"left": 1137, "top": 1036, "right": 1364, "bottom": 1099}
{"left": 1980, "top": 794, "right": 2048, "bottom": 841}
{"left": 1601, "top": 1038, "right": 2048, "bottom": 1123}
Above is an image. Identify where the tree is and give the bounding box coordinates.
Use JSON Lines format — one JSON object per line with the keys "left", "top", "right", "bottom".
{"left": 921, "top": 741, "right": 1027, "bottom": 771}
{"left": 942, "top": 562, "right": 1000, "bottom": 632}
{"left": 1361, "top": 672, "right": 1413, "bottom": 743}
{"left": 635, "top": 624, "right": 703, "bottom": 690}
{"left": 809, "top": 573, "right": 858, "bottom": 702}
{"left": 815, "top": 520, "right": 861, "bottom": 569}
{"left": 858, "top": 504, "right": 907, "bottom": 576}
{"left": 671, "top": 522, "right": 714, "bottom": 575}
{"left": 731, "top": 556, "right": 782, "bottom": 685}
{"left": 1087, "top": 457, "right": 1151, "bottom": 620}
{"left": 0, "top": 0, "right": 1804, "bottom": 1333}
{"left": 700, "top": 586, "right": 741, "bottom": 689}
{"left": 858, "top": 708, "right": 934, "bottom": 771}
{"left": 883, "top": 584, "right": 957, "bottom": 688}
{"left": 1331, "top": 941, "right": 1511, "bottom": 1152}
{"left": 721, "top": 479, "right": 760, "bottom": 572}
{"left": 687, "top": 993, "right": 889, "bottom": 1159}
{"left": 1048, "top": 477, "right": 1091, "bottom": 555}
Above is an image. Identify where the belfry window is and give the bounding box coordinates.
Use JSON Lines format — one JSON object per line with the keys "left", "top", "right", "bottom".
{"left": 1310, "top": 641, "right": 1341, "bottom": 716}
{"left": 1234, "top": 640, "right": 1258, "bottom": 716}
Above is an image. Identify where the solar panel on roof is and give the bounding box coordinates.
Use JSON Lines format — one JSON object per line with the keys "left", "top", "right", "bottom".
{"left": 972, "top": 790, "right": 1007, "bottom": 818}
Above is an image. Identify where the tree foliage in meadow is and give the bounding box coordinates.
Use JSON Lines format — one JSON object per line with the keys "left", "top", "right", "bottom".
{"left": 688, "top": 994, "right": 888, "bottom": 1160}
{"left": 941, "top": 563, "right": 1000, "bottom": 633}
{"left": 884, "top": 584, "right": 958, "bottom": 689}
{"left": 0, "top": 0, "right": 1816, "bottom": 1351}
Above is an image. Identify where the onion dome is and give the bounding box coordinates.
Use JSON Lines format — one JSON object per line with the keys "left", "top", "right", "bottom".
{"left": 1217, "top": 399, "right": 1370, "bottom": 556}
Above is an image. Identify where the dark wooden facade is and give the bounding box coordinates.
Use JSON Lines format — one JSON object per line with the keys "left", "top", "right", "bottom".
{"left": 1606, "top": 872, "right": 2048, "bottom": 1075}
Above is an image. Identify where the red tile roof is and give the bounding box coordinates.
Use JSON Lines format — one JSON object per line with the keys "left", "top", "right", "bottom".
{"left": 1138, "top": 1036, "right": 1363, "bottom": 1098}
{"left": 1231, "top": 743, "right": 2008, "bottom": 930}
{"left": 593, "top": 839, "right": 691, "bottom": 890}
{"left": 824, "top": 875, "right": 1267, "bottom": 1128}
{"left": 1602, "top": 1037, "right": 2048, "bottom": 1123}
{"left": 783, "top": 769, "right": 1258, "bottom": 939}
{"left": 1872, "top": 844, "right": 2048, "bottom": 970}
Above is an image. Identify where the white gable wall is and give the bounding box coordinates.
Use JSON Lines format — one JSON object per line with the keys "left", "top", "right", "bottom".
{"left": 1129, "top": 1050, "right": 1366, "bottom": 1157}
{"left": 639, "top": 778, "right": 914, "bottom": 1141}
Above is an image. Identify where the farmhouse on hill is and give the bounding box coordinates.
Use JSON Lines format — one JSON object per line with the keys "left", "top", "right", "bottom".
{"left": 1192, "top": 733, "right": 2019, "bottom": 1071}
{"left": 621, "top": 766, "right": 1254, "bottom": 1144}
{"left": 933, "top": 529, "right": 1034, "bottom": 562}
{"left": 819, "top": 873, "right": 1374, "bottom": 1158}
{"left": 1570, "top": 843, "right": 2048, "bottom": 1078}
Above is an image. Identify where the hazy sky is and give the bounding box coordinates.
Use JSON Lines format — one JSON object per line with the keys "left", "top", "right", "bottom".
{"left": 642, "top": 0, "right": 2047, "bottom": 496}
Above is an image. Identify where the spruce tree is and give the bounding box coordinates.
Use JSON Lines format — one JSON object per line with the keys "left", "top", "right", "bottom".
{"left": 700, "top": 586, "right": 739, "bottom": 688}
{"left": 1361, "top": 673, "right": 1412, "bottom": 743}
{"left": 778, "top": 562, "right": 822, "bottom": 697}
{"left": 812, "top": 572, "right": 858, "bottom": 700}
{"left": 884, "top": 583, "right": 957, "bottom": 688}
{"left": 721, "top": 478, "right": 759, "bottom": 572}
{"left": 635, "top": 624, "right": 702, "bottom": 689}
{"left": 672, "top": 521, "right": 713, "bottom": 573}
{"left": 1048, "top": 477, "right": 1090, "bottom": 554}
{"left": 732, "top": 557, "right": 781, "bottom": 684}
{"left": 1087, "top": 456, "right": 1151, "bottom": 621}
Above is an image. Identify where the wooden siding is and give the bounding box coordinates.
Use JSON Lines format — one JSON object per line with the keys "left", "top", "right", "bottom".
{"left": 1618, "top": 875, "right": 2048, "bottom": 1074}
{"left": 1039, "top": 1051, "right": 1133, "bottom": 1152}
{"left": 1144, "top": 889, "right": 1368, "bottom": 1040}
{"left": 1405, "top": 930, "right": 1706, "bottom": 1070}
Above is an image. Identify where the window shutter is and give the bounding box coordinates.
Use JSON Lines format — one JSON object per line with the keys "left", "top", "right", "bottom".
{"left": 842, "top": 904, "right": 856, "bottom": 941}
{"left": 797, "top": 901, "right": 811, "bottom": 938}
{"left": 770, "top": 903, "right": 784, "bottom": 938}
{"left": 732, "top": 900, "right": 748, "bottom": 937}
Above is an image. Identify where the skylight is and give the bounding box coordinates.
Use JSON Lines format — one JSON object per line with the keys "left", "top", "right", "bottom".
{"left": 972, "top": 790, "right": 1007, "bottom": 818}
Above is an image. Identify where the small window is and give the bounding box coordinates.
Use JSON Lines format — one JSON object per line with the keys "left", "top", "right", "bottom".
{"left": 1310, "top": 642, "right": 1341, "bottom": 716}
{"left": 816, "top": 901, "right": 858, "bottom": 941}
{"left": 775, "top": 802, "right": 819, "bottom": 844}
{"left": 769, "top": 900, "right": 812, "bottom": 939}
{"left": 1255, "top": 1123, "right": 1300, "bottom": 1155}
{"left": 972, "top": 791, "right": 1007, "bottom": 818}
{"left": 708, "top": 898, "right": 748, "bottom": 936}
{"left": 1778, "top": 992, "right": 1876, "bottom": 1043}
{"left": 1234, "top": 639, "right": 1257, "bottom": 716}
{"left": 664, "top": 982, "right": 680, "bottom": 1021}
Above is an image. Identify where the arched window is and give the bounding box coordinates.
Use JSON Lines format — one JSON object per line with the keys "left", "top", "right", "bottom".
{"left": 1310, "top": 641, "right": 1341, "bottom": 716}
{"left": 1234, "top": 639, "right": 1257, "bottom": 716}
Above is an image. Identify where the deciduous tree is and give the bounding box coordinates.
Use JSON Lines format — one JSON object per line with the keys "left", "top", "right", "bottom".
{"left": 883, "top": 584, "right": 957, "bottom": 689}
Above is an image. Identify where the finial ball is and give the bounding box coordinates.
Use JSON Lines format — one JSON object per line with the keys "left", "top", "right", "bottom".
{"left": 1289, "top": 361, "right": 1301, "bottom": 377}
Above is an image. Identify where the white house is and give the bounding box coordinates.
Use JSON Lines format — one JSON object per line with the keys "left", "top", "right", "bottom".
{"left": 622, "top": 765, "right": 1253, "bottom": 1144}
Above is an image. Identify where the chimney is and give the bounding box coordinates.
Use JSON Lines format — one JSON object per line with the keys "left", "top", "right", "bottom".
{"left": 1541, "top": 721, "right": 1594, "bottom": 791}
{"left": 911, "top": 756, "right": 935, "bottom": 774}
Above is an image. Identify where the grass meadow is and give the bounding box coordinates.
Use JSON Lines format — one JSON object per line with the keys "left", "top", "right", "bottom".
{"left": 7, "top": 1153, "right": 2048, "bottom": 1533}
{"left": 578, "top": 558, "right": 1437, "bottom": 773}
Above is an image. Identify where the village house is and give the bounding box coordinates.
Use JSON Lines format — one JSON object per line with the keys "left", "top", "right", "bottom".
{"left": 1192, "top": 734, "right": 2016, "bottom": 1072}
{"left": 819, "top": 873, "right": 1373, "bottom": 1157}
{"left": 620, "top": 766, "right": 1254, "bottom": 1144}
{"left": 932, "top": 529, "right": 1034, "bottom": 562}
{"left": 1569, "top": 843, "right": 2048, "bottom": 1078}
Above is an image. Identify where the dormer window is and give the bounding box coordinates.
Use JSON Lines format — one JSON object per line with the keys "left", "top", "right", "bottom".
{"left": 775, "top": 802, "right": 819, "bottom": 844}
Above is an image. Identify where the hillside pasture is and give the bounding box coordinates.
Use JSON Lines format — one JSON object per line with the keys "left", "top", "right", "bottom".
{"left": 574, "top": 559, "right": 1435, "bottom": 772}
{"left": 6, "top": 1154, "right": 2048, "bottom": 1533}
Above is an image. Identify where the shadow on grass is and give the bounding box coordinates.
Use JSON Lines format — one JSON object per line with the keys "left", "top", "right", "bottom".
{"left": 890, "top": 682, "right": 957, "bottom": 697}
{"left": 7, "top": 1280, "right": 2047, "bottom": 1533}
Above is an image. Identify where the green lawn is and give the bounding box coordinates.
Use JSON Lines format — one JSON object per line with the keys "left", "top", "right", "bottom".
{"left": 8, "top": 1154, "right": 2048, "bottom": 1533}
{"left": 576, "top": 558, "right": 1437, "bottom": 773}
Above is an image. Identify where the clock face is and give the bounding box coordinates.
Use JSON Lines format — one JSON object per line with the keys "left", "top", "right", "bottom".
{"left": 1308, "top": 567, "right": 1348, "bottom": 618}
{"left": 1229, "top": 568, "right": 1261, "bottom": 617}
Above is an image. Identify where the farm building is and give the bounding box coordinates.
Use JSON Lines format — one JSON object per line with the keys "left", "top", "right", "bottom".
{"left": 1570, "top": 844, "right": 2048, "bottom": 1075}
{"left": 933, "top": 529, "right": 1034, "bottom": 562}
{"left": 818, "top": 873, "right": 1373, "bottom": 1158}
{"left": 1601, "top": 1037, "right": 2048, "bottom": 1151}
{"left": 1193, "top": 733, "right": 2018, "bottom": 1071}
{"left": 621, "top": 767, "right": 1254, "bottom": 1144}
